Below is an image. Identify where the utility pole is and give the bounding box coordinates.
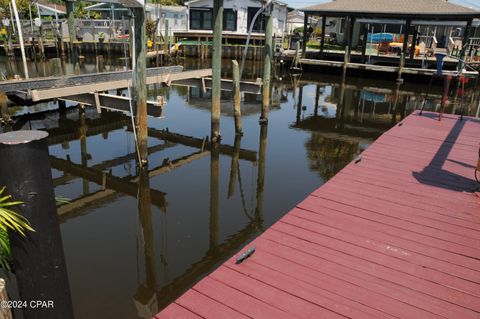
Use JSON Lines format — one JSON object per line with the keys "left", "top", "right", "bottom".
{"left": 211, "top": 0, "right": 223, "bottom": 142}
{"left": 65, "top": 0, "right": 79, "bottom": 72}
{"left": 261, "top": 3, "right": 273, "bottom": 123}
{"left": 132, "top": 6, "right": 148, "bottom": 166}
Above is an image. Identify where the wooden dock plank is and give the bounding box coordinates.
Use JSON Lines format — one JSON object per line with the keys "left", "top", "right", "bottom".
{"left": 174, "top": 289, "right": 248, "bottom": 319}
{"left": 154, "top": 303, "right": 202, "bottom": 319}
{"left": 156, "top": 111, "right": 480, "bottom": 318}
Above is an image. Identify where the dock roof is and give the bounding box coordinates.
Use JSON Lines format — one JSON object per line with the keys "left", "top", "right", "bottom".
{"left": 302, "top": 0, "right": 480, "bottom": 19}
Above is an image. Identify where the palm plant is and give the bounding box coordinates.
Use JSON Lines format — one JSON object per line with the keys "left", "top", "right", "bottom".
{"left": 0, "top": 187, "right": 34, "bottom": 271}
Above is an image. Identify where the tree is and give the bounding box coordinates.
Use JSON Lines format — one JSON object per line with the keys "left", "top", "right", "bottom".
{"left": 0, "top": 0, "right": 37, "bottom": 20}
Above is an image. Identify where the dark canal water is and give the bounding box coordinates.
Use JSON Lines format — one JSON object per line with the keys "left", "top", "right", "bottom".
{"left": 1, "top": 56, "right": 479, "bottom": 318}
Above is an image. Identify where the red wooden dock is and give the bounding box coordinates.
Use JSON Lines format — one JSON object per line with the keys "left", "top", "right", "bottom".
{"left": 155, "top": 111, "right": 480, "bottom": 319}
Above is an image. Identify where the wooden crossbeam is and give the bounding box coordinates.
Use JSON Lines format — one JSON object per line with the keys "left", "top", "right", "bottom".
{"left": 60, "top": 93, "right": 163, "bottom": 117}
{"left": 28, "top": 68, "right": 212, "bottom": 102}
{"left": 0, "top": 66, "right": 183, "bottom": 94}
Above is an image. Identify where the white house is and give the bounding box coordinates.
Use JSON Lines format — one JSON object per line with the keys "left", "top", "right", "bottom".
{"left": 287, "top": 10, "right": 319, "bottom": 34}
{"left": 145, "top": 5, "right": 188, "bottom": 37}
{"left": 183, "top": 0, "right": 288, "bottom": 38}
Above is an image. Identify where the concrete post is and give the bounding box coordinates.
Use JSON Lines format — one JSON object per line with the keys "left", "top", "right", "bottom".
{"left": 0, "top": 131, "right": 74, "bottom": 319}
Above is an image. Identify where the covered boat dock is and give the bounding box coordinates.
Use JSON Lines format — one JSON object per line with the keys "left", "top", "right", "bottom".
{"left": 300, "top": 0, "right": 480, "bottom": 74}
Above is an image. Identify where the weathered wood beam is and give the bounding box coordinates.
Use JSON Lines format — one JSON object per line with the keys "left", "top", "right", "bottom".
{"left": 29, "top": 68, "right": 210, "bottom": 102}
{"left": 60, "top": 93, "right": 163, "bottom": 117}
{"left": 0, "top": 66, "right": 183, "bottom": 94}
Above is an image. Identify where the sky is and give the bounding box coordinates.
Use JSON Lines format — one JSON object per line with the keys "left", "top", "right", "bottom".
{"left": 285, "top": 0, "right": 480, "bottom": 10}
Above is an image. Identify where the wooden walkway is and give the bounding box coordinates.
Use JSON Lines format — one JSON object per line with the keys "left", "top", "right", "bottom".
{"left": 155, "top": 111, "right": 480, "bottom": 319}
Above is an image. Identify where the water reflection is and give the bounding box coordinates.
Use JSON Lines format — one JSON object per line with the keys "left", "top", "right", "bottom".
{"left": 1, "top": 59, "right": 479, "bottom": 318}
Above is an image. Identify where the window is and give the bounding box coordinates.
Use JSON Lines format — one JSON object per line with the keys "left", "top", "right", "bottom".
{"left": 247, "top": 7, "right": 266, "bottom": 33}
{"left": 223, "top": 9, "right": 237, "bottom": 31}
{"left": 190, "top": 8, "right": 213, "bottom": 30}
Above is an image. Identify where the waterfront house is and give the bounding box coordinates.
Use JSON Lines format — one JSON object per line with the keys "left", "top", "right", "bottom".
{"left": 301, "top": 0, "right": 480, "bottom": 67}
{"left": 176, "top": 0, "right": 288, "bottom": 43}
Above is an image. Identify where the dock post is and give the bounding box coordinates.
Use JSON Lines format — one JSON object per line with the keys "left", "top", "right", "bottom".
{"left": 409, "top": 26, "right": 418, "bottom": 64}
{"left": 0, "top": 131, "right": 74, "bottom": 319}
{"left": 397, "top": 52, "right": 405, "bottom": 83}
{"left": 164, "top": 19, "right": 169, "bottom": 61}
{"left": 458, "top": 19, "right": 473, "bottom": 72}
{"left": 343, "top": 45, "right": 349, "bottom": 79}
{"left": 402, "top": 19, "right": 411, "bottom": 66}
{"left": 133, "top": 6, "right": 148, "bottom": 165}
{"left": 302, "top": 13, "right": 308, "bottom": 57}
{"left": 232, "top": 60, "right": 243, "bottom": 135}
{"left": 211, "top": 0, "right": 223, "bottom": 143}
{"left": 320, "top": 15, "right": 326, "bottom": 58}
{"left": 262, "top": 5, "right": 273, "bottom": 123}
{"left": 361, "top": 24, "right": 368, "bottom": 64}
{"left": 66, "top": 0, "right": 79, "bottom": 73}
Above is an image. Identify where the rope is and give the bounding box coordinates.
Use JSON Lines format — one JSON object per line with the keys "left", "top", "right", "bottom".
{"left": 123, "top": 11, "right": 142, "bottom": 165}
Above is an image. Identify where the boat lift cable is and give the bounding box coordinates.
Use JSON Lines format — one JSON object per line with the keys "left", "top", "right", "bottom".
{"left": 239, "top": 0, "right": 273, "bottom": 80}
{"left": 125, "top": 10, "right": 142, "bottom": 166}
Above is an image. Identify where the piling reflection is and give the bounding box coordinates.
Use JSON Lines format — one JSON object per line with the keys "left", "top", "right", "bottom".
{"left": 134, "top": 167, "right": 159, "bottom": 319}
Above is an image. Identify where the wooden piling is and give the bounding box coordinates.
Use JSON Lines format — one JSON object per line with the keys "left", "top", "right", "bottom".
{"left": 342, "top": 45, "right": 349, "bottom": 79}
{"left": 0, "top": 131, "right": 74, "bottom": 319}
{"left": 232, "top": 60, "right": 243, "bottom": 135}
{"left": 262, "top": 9, "right": 273, "bottom": 123}
{"left": 397, "top": 52, "right": 405, "bottom": 83}
{"left": 66, "top": 0, "right": 79, "bottom": 71}
{"left": 133, "top": 7, "right": 148, "bottom": 165}
{"left": 211, "top": 0, "right": 223, "bottom": 142}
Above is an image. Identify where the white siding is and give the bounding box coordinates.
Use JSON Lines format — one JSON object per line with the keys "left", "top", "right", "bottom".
{"left": 186, "top": 0, "right": 287, "bottom": 36}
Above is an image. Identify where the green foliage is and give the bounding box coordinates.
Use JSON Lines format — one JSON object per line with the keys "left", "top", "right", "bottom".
{"left": 73, "top": 1, "right": 101, "bottom": 19}
{"left": 0, "top": 187, "right": 34, "bottom": 271}
{"left": 146, "top": 18, "right": 157, "bottom": 40}
{"left": 0, "top": 0, "right": 37, "bottom": 20}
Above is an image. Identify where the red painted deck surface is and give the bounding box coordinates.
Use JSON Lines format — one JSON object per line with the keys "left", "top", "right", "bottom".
{"left": 155, "top": 111, "right": 480, "bottom": 319}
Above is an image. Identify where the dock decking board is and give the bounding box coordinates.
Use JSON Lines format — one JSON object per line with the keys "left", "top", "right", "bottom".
{"left": 155, "top": 111, "right": 480, "bottom": 319}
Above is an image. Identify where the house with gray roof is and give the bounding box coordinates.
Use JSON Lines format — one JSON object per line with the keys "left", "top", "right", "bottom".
{"left": 300, "top": 0, "right": 480, "bottom": 66}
